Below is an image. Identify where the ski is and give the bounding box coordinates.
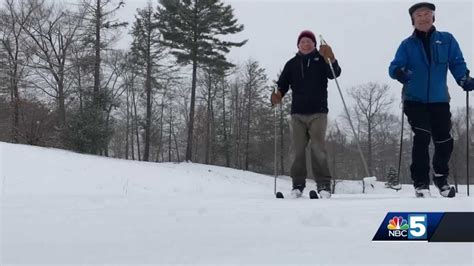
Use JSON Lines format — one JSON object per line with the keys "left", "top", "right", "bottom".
{"left": 447, "top": 186, "right": 456, "bottom": 197}
{"left": 274, "top": 190, "right": 321, "bottom": 199}
{"left": 388, "top": 184, "right": 402, "bottom": 191}
{"left": 439, "top": 186, "right": 456, "bottom": 198}
{"left": 309, "top": 190, "right": 318, "bottom": 199}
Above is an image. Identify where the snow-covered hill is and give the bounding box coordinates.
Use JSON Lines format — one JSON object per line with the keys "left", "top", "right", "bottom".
{"left": 1, "top": 142, "right": 473, "bottom": 265}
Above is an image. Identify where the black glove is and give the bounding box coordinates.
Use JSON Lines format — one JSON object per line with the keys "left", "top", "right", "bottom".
{"left": 459, "top": 74, "right": 474, "bottom": 92}
{"left": 395, "top": 67, "right": 412, "bottom": 84}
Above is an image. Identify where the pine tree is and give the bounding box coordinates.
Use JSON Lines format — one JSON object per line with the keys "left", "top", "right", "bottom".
{"left": 66, "top": 89, "right": 113, "bottom": 154}
{"left": 156, "top": 0, "right": 247, "bottom": 161}
{"left": 385, "top": 166, "right": 401, "bottom": 190}
{"left": 73, "top": 0, "right": 127, "bottom": 155}
{"left": 131, "top": 3, "right": 167, "bottom": 161}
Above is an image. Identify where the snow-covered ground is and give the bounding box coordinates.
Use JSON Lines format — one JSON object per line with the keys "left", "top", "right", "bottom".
{"left": 1, "top": 142, "right": 473, "bottom": 265}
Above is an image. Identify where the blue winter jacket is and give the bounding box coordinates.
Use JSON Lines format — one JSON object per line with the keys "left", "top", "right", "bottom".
{"left": 389, "top": 29, "right": 468, "bottom": 103}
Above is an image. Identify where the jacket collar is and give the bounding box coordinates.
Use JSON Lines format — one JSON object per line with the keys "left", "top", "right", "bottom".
{"left": 411, "top": 26, "right": 436, "bottom": 39}
{"left": 296, "top": 49, "right": 317, "bottom": 59}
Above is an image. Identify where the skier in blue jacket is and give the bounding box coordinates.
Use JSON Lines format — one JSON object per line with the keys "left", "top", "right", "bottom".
{"left": 389, "top": 2, "right": 474, "bottom": 198}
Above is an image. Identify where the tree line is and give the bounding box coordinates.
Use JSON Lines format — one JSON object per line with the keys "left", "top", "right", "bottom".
{"left": 1, "top": 0, "right": 472, "bottom": 186}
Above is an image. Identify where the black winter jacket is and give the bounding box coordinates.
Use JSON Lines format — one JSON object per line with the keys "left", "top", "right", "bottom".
{"left": 277, "top": 50, "right": 341, "bottom": 114}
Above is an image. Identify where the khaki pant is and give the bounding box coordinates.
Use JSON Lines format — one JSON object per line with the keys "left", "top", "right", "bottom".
{"left": 290, "top": 113, "right": 331, "bottom": 189}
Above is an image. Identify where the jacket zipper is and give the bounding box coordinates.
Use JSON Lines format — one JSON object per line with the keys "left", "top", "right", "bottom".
{"left": 427, "top": 36, "right": 431, "bottom": 103}
{"left": 300, "top": 59, "right": 304, "bottom": 79}
{"left": 427, "top": 67, "right": 430, "bottom": 103}
{"left": 420, "top": 36, "right": 431, "bottom": 103}
{"left": 300, "top": 58, "right": 311, "bottom": 79}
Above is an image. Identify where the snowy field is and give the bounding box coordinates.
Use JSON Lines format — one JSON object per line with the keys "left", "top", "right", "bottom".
{"left": 1, "top": 142, "right": 473, "bottom": 265}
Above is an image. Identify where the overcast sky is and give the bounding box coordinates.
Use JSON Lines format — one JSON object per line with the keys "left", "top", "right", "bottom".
{"left": 116, "top": 0, "right": 473, "bottom": 120}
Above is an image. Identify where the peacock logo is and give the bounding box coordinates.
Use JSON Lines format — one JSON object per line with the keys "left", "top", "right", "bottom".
{"left": 387, "top": 216, "right": 409, "bottom": 230}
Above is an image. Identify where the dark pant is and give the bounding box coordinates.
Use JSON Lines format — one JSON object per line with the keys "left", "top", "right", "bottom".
{"left": 403, "top": 101, "right": 453, "bottom": 188}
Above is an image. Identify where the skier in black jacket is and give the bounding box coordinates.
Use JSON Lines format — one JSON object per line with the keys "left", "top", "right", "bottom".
{"left": 271, "top": 30, "right": 341, "bottom": 198}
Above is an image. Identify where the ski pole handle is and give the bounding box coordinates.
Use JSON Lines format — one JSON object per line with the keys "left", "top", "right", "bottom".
{"left": 319, "top": 34, "right": 328, "bottom": 46}
{"left": 271, "top": 87, "right": 281, "bottom": 108}
{"left": 319, "top": 34, "right": 333, "bottom": 64}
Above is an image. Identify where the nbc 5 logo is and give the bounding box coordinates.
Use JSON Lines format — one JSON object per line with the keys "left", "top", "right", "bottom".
{"left": 408, "top": 214, "right": 427, "bottom": 239}
{"left": 387, "top": 215, "right": 427, "bottom": 239}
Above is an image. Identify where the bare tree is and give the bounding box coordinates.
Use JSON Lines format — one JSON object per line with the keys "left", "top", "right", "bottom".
{"left": 120, "top": 53, "right": 140, "bottom": 160}
{"left": 22, "top": 2, "right": 84, "bottom": 128}
{"left": 197, "top": 66, "right": 229, "bottom": 164}
{"left": 450, "top": 107, "right": 474, "bottom": 190}
{"left": 242, "top": 59, "right": 268, "bottom": 170}
{"left": 271, "top": 72, "right": 292, "bottom": 176}
{"left": 219, "top": 77, "right": 231, "bottom": 167}
{"left": 0, "top": 0, "right": 41, "bottom": 142}
{"left": 102, "top": 49, "right": 129, "bottom": 156}
{"left": 348, "top": 82, "right": 394, "bottom": 176}
{"left": 231, "top": 77, "right": 243, "bottom": 168}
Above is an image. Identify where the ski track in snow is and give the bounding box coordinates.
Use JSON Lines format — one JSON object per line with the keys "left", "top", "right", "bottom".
{"left": 1, "top": 142, "right": 473, "bottom": 265}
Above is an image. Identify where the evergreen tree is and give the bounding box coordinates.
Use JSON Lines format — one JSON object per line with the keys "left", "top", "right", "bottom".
{"left": 131, "top": 3, "right": 167, "bottom": 161}
{"left": 156, "top": 0, "right": 247, "bottom": 161}
{"left": 75, "top": 0, "right": 127, "bottom": 154}
{"left": 66, "top": 89, "right": 113, "bottom": 154}
{"left": 385, "top": 166, "right": 401, "bottom": 190}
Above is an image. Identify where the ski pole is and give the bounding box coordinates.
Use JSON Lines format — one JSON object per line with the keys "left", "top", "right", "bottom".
{"left": 319, "top": 34, "right": 370, "bottom": 178}
{"left": 467, "top": 90, "right": 470, "bottom": 196}
{"left": 274, "top": 93, "right": 278, "bottom": 195}
{"left": 397, "top": 104, "right": 404, "bottom": 189}
{"left": 272, "top": 88, "right": 283, "bottom": 198}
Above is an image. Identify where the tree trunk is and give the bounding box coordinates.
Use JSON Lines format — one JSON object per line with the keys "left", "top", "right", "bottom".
{"left": 57, "top": 79, "right": 66, "bottom": 127}
{"left": 129, "top": 83, "right": 135, "bottom": 160}
{"left": 131, "top": 82, "right": 141, "bottom": 161}
{"left": 11, "top": 67, "right": 20, "bottom": 143}
{"left": 143, "top": 30, "right": 153, "bottom": 161}
{"left": 157, "top": 95, "right": 165, "bottom": 162}
{"left": 104, "top": 104, "right": 114, "bottom": 157}
{"left": 143, "top": 62, "right": 152, "bottom": 161}
{"left": 245, "top": 87, "right": 251, "bottom": 171}
{"left": 235, "top": 85, "right": 242, "bottom": 169}
{"left": 368, "top": 120, "right": 372, "bottom": 176}
{"left": 222, "top": 81, "right": 230, "bottom": 167}
{"left": 173, "top": 129, "right": 180, "bottom": 162}
{"left": 125, "top": 84, "right": 130, "bottom": 159}
{"left": 10, "top": 35, "right": 21, "bottom": 143}
{"left": 93, "top": 0, "right": 101, "bottom": 96}
{"left": 210, "top": 98, "right": 215, "bottom": 164}
{"left": 89, "top": 0, "right": 102, "bottom": 155}
{"left": 205, "top": 72, "right": 212, "bottom": 164}
{"left": 168, "top": 103, "right": 172, "bottom": 162}
{"left": 185, "top": 56, "right": 198, "bottom": 161}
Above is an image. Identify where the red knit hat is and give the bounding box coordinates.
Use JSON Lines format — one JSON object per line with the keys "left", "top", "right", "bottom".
{"left": 297, "top": 30, "right": 316, "bottom": 46}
